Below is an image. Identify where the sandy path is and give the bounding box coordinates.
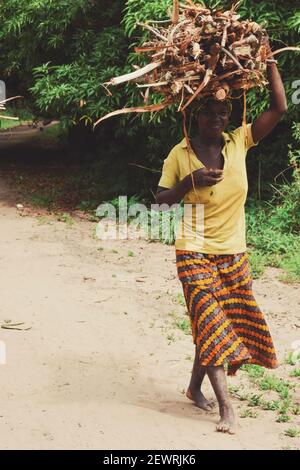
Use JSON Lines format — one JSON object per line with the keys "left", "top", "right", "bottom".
{"left": 0, "top": 173, "right": 299, "bottom": 450}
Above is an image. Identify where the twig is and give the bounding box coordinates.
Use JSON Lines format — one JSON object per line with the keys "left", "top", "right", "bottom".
{"left": 0, "top": 95, "right": 23, "bottom": 105}
{"left": 136, "top": 22, "right": 168, "bottom": 42}
{"left": 128, "top": 163, "right": 160, "bottom": 173}
{"left": 181, "top": 68, "right": 213, "bottom": 110}
{"left": 100, "top": 83, "right": 113, "bottom": 96}
{"left": 211, "top": 69, "right": 244, "bottom": 82}
{"left": 267, "top": 46, "right": 300, "bottom": 58}
{"left": 178, "top": 85, "right": 185, "bottom": 111}
{"left": 147, "top": 19, "right": 172, "bottom": 25}
{"left": 94, "top": 100, "right": 171, "bottom": 128}
{"left": 169, "top": 20, "right": 190, "bottom": 44}
{"left": 231, "top": 0, "right": 243, "bottom": 11}
{"left": 137, "top": 82, "right": 168, "bottom": 88}
{"left": 220, "top": 47, "right": 244, "bottom": 70}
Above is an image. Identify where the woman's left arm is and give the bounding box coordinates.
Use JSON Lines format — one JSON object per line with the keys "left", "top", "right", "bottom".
{"left": 251, "top": 41, "right": 288, "bottom": 144}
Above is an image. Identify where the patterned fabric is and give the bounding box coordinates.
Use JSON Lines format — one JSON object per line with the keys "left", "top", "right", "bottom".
{"left": 176, "top": 250, "right": 278, "bottom": 375}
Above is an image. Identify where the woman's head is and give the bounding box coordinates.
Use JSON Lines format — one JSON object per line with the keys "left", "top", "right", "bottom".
{"left": 194, "top": 98, "right": 232, "bottom": 138}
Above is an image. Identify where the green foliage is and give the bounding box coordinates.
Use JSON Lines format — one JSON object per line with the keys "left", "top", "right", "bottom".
{"left": 56, "top": 212, "right": 75, "bottom": 226}
{"left": 290, "top": 368, "right": 300, "bottom": 378}
{"left": 241, "top": 364, "right": 265, "bottom": 379}
{"left": 175, "top": 318, "right": 191, "bottom": 335}
{"left": 285, "top": 352, "right": 300, "bottom": 366}
{"left": 284, "top": 428, "right": 299, "bottom": 438}
{"left": 258, "top": 374, "right": 294, "bottom": 399}
{"left": 246, "top": 132, "right": 300, "bottom": 280}
{"left": 241, "top": 365, "right": 298, "bottom": 423}
{"left": 0, "top": 0, "right": 129, "bottom": 123}
{"left": 240, "top": 408, "right": 258, "bottom": 418}
{"left": 276, "top": 414, "right": 291, "bottom": 423}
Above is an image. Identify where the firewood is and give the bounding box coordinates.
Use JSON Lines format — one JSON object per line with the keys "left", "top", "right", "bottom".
{"left": 96, "top": 1, "right": 300, "bottom": 125}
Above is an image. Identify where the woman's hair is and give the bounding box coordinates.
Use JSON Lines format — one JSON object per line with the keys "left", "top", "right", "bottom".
{"left": 193, "top": 97, "right": 233, "bottom": 116}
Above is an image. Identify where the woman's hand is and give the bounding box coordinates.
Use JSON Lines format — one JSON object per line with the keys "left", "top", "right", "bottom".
{"left": 262, "top": 34, "right": 273, "bottom": 58}
{"left": 192, "top": 168, "right": 224, "bottom": 187}
{"left": 156, "top": 168, "right": 223, "bottom": 206}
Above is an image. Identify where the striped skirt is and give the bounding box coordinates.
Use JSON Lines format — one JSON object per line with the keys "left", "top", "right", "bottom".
{"left": 176, "top": 250, "right": 278, "bottom": 375}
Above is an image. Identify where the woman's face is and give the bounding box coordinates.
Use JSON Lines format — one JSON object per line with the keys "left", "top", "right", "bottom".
{"left": 197, "top": 101, "right": 230, "bottom": 138}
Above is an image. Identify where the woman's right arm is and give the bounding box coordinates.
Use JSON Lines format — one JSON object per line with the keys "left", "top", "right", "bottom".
{"left": 155, "top": 168, "right": 223, "bottom": 206}
{"left": 155, "top": 175, "right": 192, "bottom": 206}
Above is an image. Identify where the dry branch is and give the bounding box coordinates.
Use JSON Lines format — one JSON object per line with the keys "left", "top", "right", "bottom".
{"left": 107, "top": 61, "right": 163, "bottom": 86}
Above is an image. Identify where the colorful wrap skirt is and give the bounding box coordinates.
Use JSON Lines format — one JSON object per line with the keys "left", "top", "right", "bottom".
{"left": 176, "top": 250, "right": 278, "bottom": 375}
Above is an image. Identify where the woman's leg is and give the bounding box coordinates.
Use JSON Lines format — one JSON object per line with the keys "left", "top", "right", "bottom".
{"left": 206, "top": 365, "right": 236, "bottom": 434}
{"left": 186, "top": 346, "right": 215, "bottom": 411}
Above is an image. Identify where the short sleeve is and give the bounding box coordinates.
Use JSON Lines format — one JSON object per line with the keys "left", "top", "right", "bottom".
{"left": 158, "top": 147, "right": 179, "bottom": 189}
{"left": 245, "top": 123, "right": 259, "bottom": 150}
{"left": 230, "top": 123, "right": 259, "bottom": 152}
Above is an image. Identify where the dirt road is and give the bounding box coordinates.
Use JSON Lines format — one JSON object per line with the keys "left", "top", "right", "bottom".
{"left": 0, "top": 173, "right": 299, "bottom": 450}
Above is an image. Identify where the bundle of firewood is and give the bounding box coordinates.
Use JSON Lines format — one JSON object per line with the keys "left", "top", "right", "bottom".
{"left": 95, "top": 0, "right": 299, "bottom": 126}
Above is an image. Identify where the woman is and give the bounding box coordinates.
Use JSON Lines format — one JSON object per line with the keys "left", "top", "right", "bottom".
{"left": 156, "top": 43, "right": 287, "bottom": 434}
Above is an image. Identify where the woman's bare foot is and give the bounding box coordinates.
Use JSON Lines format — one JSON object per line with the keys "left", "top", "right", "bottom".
{"left": 186, "top": 387, "right": 215, "bottom": 411}
{"left": 216, "top": 403, "right": 236, "bottom": 434}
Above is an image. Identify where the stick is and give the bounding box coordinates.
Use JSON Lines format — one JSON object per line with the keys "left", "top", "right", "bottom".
{"left": 179, "top": 3, "right": 209, "bottom": 13}
{"left": 107, "top": 61, "right": 163, "bottom": 86}
{"left": 94, "top": 100, "right": 170, "bottom": 128}
{"left": 181, "top": 68, "right": 213, "bottom": 111}
{"left": 267, "top": 46, "right": 300, "bottom": 58}
{"left": 221, "top": 25, "right": 228, "bottom": 48}
{"left": 134, "top": 45, "right": 173, "bottom": 53}
{"left": 172, "top": 0, "right": 179, "bottom": 24}
{"left": 0, "top": 115, "right": 19, "bottom": 120}
{"left": 178, "top": 86, "right": 185, "bottom": 111}
{"left": 220, "top": 47, "right": 244, "bottom": 70}
{"left": 213, "top": 69, "right": 244, "bottom": 81}
{"left": 147, "top": 19, "right": 172, "bottom": 25}
{"left": 221, "top": 26, "right": 229, "bottom": 67}
{"left": 0, "top": 95, "right": 23, "bottom": 105}
{"left": 137, "top": 82, "right": 168, "bottom": 88}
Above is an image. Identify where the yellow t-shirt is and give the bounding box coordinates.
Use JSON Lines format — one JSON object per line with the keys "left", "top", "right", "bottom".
{"left": 158, "top": 124, "right": 258, "bottom": 254}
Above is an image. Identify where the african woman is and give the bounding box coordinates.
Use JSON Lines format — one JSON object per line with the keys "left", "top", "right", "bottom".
{"left": 156, "top": 40, "right": 287, "bottom": 434}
